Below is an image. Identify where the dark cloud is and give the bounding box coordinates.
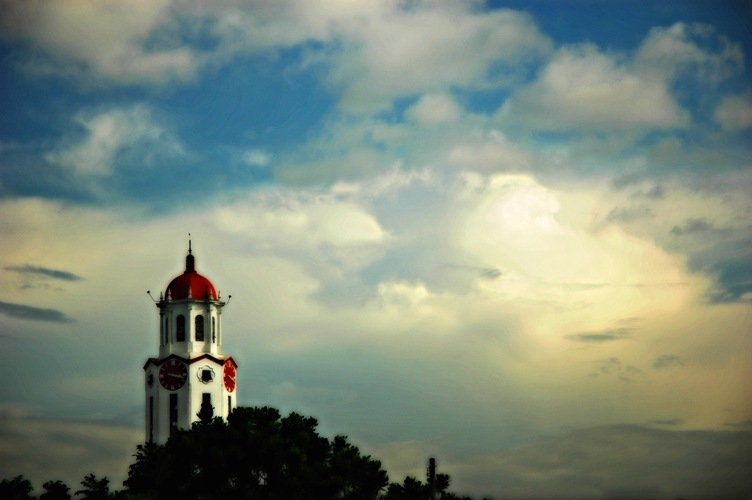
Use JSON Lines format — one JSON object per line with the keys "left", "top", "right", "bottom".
{"left": 670, "top": 217, "right": 716, "bottom": 236}
{"left": 0, "top": 300, "right": 72, "bottom": 322}
{"left": 642, "top": 184, "right": 666, "bottom": 199}
{"left": 724, "top": 419, "right": 752, "bottom": 429}
{"left": 615, "top": 316, "right": 642, "bottom": 326}
{"left": 649, "top": 418, "right": 685, "bottom": 426}
{"left": 606, "top": 205, "right": 653, "bottom": 223}
{"left": 441, "top": 263, "right": 503, "bottom": 280}
{"left": 683, "top": 237, "right": 752, "bottom": 303}
{"left": 455, "top": 425, "right": 752, "bottom": 500}
{"left": 566, "top": 328, "right": 633, "bottom": 343}
{"left": 609, "top": 181, "right": 665, "bottom": 200}
{"left": 653, "top": 354, "right": 684, "bottom": 369}
{"left": 479, "top": 267, "right": 503, "bottom": 279}
{"left": 708, "top": 257, "right": 752, "bottom": 303}
{"left": 586, "top": 358, "right": 642, "bottom": 382}
{"left": 0, "top": 412, "right": 140, "bottom": 493}
{"left": 611, "top": 172, "right": 644, "bottom": 190}
{"left": 4, "top": 264, "right": 83, "bottom": 282}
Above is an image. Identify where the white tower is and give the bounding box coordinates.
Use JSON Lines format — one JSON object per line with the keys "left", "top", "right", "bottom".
{"left": 143, "top": 241, "right": 237, "bottom": 444}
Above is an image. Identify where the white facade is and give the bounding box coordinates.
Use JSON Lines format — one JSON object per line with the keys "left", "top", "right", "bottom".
{"left": 143, "top": 245, "right": 237, "bottom": 444}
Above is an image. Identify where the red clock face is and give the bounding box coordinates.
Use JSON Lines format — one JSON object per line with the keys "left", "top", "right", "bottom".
{"left": 159, "top": 358, "right": 187, "bottom": 391}
{"left": 224, "top": 362, "right": 236, "bottom": 393}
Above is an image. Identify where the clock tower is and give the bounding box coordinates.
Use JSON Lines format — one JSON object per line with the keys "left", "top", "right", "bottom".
{"left": 143, "top": 240, "right": 237, "bottom": 444}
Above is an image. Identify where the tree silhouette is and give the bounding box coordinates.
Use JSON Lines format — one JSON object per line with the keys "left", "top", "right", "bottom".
{"left": 40, "top": 480, "right": 72, "bottom": 500}
{"left": 197, "top": 399, "right": 214, "bottom": 424}
{"left": 384, "top": 473, "right": 471, "bottom": 500}
{"left": 75, "top": 474, "right": 110, "bottom": 500}
{"left": 2, "top": 406, "right": 476, "bottom": 499}
{"left": 0, "top": 475, "right": 33, "bottom": 500}
{"left": 124, "top": 406, "right": 389, "bottom": 499}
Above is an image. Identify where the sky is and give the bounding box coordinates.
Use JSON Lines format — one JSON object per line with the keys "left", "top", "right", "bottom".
{"left": 0, "top": 0, "right": 751, "bottom": 498}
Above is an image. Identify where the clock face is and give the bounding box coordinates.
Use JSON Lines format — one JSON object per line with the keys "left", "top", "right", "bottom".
{"left": 223, "top": 362, "right": 236, "bottom": 393}
{"left": 159, "top": 358, "right": 187, "bottom": 391}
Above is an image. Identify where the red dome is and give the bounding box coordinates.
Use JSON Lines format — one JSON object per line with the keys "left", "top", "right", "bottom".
{"left": 165, "top": 247, "right": 218, "bottom": 300}
{"left": 167, "top": 272, "right": 217, "bottom": 300}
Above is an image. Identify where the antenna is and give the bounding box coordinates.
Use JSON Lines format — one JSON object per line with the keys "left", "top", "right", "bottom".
{"left": 188, "top": 233, "right": 192, "bottom": 254}
{"left": 428, "top": 458, "right": 436, "bottom": 500}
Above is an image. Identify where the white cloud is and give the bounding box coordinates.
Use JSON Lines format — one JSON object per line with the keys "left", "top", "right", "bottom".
{"left": 497, "top": 44, "right": 688, "bottom": 132}
{"left": 203, "top": 1, "right": 552, "bottom": 111}
{"left": 635, "top": 22, "right": 744, "bottom": 84}
{"left": 405, "top": 93, "right": 463, "bottom": 125}
{"left": 1, "top": 0, "right": 551, "bottom": 104}
{"left": 448, "top": 130, "right": 533, "bottom": 171}
{"left": 214, "top": 193, "right": 389, "bottom": 251}
{"left": 714, "top": 93, "right": 752, "bottom": 130}
{"left": 45, "top": 105, "right": 181, "bottom": 176}
{"left": 242, "top": 149, "right": 272, "bottom": 167}
{"left": 0, "top": 0, "right": 199, "bottom": 85}
{"left": 326, "top": 4, "right": 552, "bottom": 111}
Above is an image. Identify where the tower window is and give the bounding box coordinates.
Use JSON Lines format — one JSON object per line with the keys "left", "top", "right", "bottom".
{"left": 149, "top": 396, "right": 154, "bottom": 443}
{"left": 169, "top": 394, "right": 178, "bottom": 435}
{"left": 195, "top": 315, "right": 204, "bottom": 342}
{"left": 176, "top": 315, "right": 185, "bottom": 342}
{"left": 199, "top": 367, "right": 214, "bottom": 383}
{"left": 212, "top": 317, "right": 216, "bottom": 343}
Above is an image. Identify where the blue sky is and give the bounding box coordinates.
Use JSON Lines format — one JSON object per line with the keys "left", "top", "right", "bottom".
{"left": 1, "top": 1, "right": 751, "bottom": 498}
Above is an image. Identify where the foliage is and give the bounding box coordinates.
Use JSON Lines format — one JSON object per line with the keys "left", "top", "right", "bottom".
{"left": 0, "top": 475, "right": 34, "bottom": 500}
{"left": 40, "top": 480, "right": 72, "bottom": 500}
{"left": 0, "top": 476, "right": 74, "bottom": 500}
{"left": 1, "top": 406, "right": 478, "bottom": 499}
{"left": 384, "top": 474, "right": 472, "bottom": 500}
{"left": 75, "top": 474, "right": 110, "bottom": 500}
{"left": 123, "top": 406, "right": 389, "bottom": 499}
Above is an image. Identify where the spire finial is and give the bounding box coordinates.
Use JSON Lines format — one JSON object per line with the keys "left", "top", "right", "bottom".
{"left": 185, "top": 234, "right": 196, "bottom": 273}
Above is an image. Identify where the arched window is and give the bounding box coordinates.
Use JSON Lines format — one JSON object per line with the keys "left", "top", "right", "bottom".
{"left": 195, "top": 315, "right": 204, "bottom": 341}
{"left": 176, "top": 315, "right": 185, "bottom": 342}
{"left": 212, "top": 317, "right": 216, "bottom": 343}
